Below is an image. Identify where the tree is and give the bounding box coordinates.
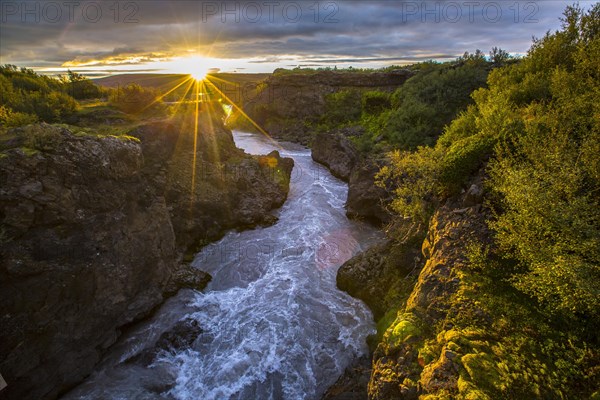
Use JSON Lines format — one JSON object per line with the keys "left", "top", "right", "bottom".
{"left": 63, "top": 70, "right": 104, "bottom": 99}
{"left": 489, "top": 47, "right": 511, "bottom": 64}
{"left": 109, "top": 83, "right": 160, "bottom": 114}
{"left": 0, "top": 65, "right": 78, "bottom": 123}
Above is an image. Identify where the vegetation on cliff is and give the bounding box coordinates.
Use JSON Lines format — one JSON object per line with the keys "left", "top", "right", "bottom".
{"left": 358, "top": 4, "right": 600, "bottom": 399}
{"left": 0, "top": 65, "right": 171, "bottom": 132}
{"left": 316, "top": 52, "right": 505, "bottom": 155}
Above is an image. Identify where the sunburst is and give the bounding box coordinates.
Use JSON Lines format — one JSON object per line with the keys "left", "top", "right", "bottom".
{"left": 190, "top": 68, "right": 209, "bottom": 81}
{"left": 139, "top": 57, "right": 285, "bottom": 208}
{"left": 162, "top": 55, "right": 214, "bottom": 81}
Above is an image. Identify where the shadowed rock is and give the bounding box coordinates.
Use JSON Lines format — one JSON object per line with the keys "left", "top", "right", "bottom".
{"left": 0, "top": 119, "right": 292, "bottom": 400}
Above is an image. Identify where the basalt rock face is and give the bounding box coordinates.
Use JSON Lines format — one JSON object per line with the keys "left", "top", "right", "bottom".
{"left": 130, "top": 118, "right": 294, "bottom": 254}
{"left": 310, "top": 128, "right": 391, "bottom": 225}
{"left": 346, "top": 163, "right": 392, "bottom": 226}
{"left": 311, "top": 130, "right": 359, "bottom": 182}
{"left": 240, "top": 70, "right": 413, "bottom": 145}
{"left": 337, "top": 224, "right": 424, "bottom": 322}
{"left": 368, "top": 202, "right": 490, "bottom": 399}
{"left": 0, "top": 120, "right": 292, "bottom": 400}
{"left": 0, "top": 125, "right": 178, "bottom": 400}
{"left": 335, "top": 179, "right": 491, "bottom": 399}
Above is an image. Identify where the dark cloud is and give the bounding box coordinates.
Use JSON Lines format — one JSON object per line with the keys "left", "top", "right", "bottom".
{"left": 0, "top": 0, "right": 593, "bottom": 72}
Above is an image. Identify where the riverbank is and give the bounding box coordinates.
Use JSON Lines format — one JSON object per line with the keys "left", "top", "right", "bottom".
{"left": 61, "top": 130, "right": 384, "bottom": 399}
{"left": 0, "top": 118, "right": 293, "bottom": 400}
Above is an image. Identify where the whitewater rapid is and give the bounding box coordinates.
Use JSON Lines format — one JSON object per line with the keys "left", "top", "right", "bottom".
{"left": 63, "top": 131, "right": 383, "bottom": 400}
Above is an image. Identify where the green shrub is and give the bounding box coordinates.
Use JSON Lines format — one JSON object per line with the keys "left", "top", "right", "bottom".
{"left": 20, "top": 124, "right": 66, "bottom": 151}
{"left": 484, "top": 4, "right": 600, "bottom": 320}
{"left": 439, "top": 134, "right": 495, "bottom": 195}
{"left": 109, "top": 83, "right": 160, "bottom": 114}
{"left": 323, "top": 89, "right": 362, "bottom": 125}
{"left": 377, "top": 146, "right": 443, "bottom": 222}
{"left": 361, "top": 91, "right": 391, "bottom": 115}
{"left": 489, "top": 128, "right": 600, "bottom": 319}
{"left": 0, "top": 105, "right": 37, "bottom": 127}
{"left": 61, "top": 70, "right": 105, "bottom": 100}
{"left": 376, "top": 61, "right": 489, "bottom": 150}
{"left": 436, "top": 105, "right": 478, "bottom": 147}
{"left": 0, "top": 65, "right": 79, "bottom": 122}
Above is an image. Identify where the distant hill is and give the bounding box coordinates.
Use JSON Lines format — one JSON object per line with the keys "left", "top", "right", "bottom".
{"left": 93, "top": 74, "right": 187, "bottom": 89}
{"left": 93, "top": 73, "right": 271, "bottom": 89}
{"left": 93, "top": 73, "right": 272, "bottom": 103}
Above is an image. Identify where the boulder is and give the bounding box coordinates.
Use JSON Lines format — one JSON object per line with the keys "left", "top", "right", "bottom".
{"left": 346, "top": 164, "right": 392, "bottom": 225}
{"left": 0, "top": 126, "right": 177, "bottom": 400}
{"left": 311, "top": 131, "right": 359, "bottom": 182}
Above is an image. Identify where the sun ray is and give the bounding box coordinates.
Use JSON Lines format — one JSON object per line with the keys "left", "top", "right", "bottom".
{"left": 203, "top": 78, "right": 283, "bottom": 150}
{"left": 201, "top": 82, "right": 224, "bottom": 167}
{"left": 190, "top": 79, "right": 200, "bottom": 206}
{"left": 138, "top": 75, "right": 195, "bottom": 113}
{"left": 166, "top": 78, "right": 196, "bottom": 116}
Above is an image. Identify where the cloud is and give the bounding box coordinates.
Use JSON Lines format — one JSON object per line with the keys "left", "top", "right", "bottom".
{"left": 0, "top": 0, "right": 591, "bottom": 72}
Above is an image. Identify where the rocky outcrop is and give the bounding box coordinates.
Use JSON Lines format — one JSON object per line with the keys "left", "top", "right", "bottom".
{"left": 334, "top": 179, "right": 491, "bottom": 399}
{"left": 346, "top": 163, "right": 392, "bottom": 225}
{"left": 311, "top": 130, "right": 359, "bottom": 182}
{"left": 130, "top": 118, "right": 294, "bottom": 254}
{"left": 337, "top": 229, "right": 423, "bottom": 321}
{"left": 310, "top": 128, "right": 391, "bottom": 225}
{"left": 322, "top": 356, "right": 372, "bottom": 400}
{"left": 0, "top": 125, "right": 178, "bottom": 400}
{"left": 0, "top": 119, "right": 292, "bottom": 400}
{"left": 368, "top": 201, "right": 490, "bottom": 399}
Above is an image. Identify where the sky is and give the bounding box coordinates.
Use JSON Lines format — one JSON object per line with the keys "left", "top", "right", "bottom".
{"left": 0, "top": 0, "right": 596, "bottom": 76}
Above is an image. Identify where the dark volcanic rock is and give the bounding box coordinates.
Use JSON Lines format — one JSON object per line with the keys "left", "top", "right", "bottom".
{"left": 0, "top": 120, "right": 293, "bottom": 400}
{"left": 337, "top": 222, "right": 424, "bottom": 320}
{"left": 336, "top": 179, "right": 491, "bottom": 399}
{"left": 368, "top": 199, "right": 491, "bottom": 399}
{"left": 130, "top": 118, "right": 293, "bottom": 255}
{"left": 154, "top": 317, "right": 203, "bottom": 352}
{"left": 346, "top": 164, "right": 392, "bottom": 225}
{"left": 322, "top": 356, "right": 372, "bottom": 400}
{"left": 165, "top": 264, "right": 212, "bottom": 296}
{"left": 0, "top": 125, "right": 177, "bottom": 400}
{"left": 311, "top": 131, "right": 359, "bottom": 182}
{"left": 310, "top": 127, "right": 391, "bottom": 225}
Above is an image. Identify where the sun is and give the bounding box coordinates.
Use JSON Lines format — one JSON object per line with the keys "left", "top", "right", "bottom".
{"left": 160, "top": 56, "right": 216, "bottom": 81}
{"left": 190, "top": 69, "right": 208, "bottom": 81}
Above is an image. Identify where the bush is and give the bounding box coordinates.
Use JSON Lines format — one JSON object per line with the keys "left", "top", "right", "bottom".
{"left": 0, "top": 65, "right": 79, "bottom": 123}
{"left": 377, "top": 146, "right": 443, "bottom": 222}
{"left": 489, "top": 127, "right": 600, "bottom": 319}
{"left": 322, "top": 89, "right": 362, "bottom": 125}
{"left": 439, "top": 134, "right": 495, "bottom": 195}
{"left": 483, "top": 4, "right": 600, "bottom": 320}
{"left": 362, "top": 91, "right": 391, "bottom": 115}
{"left": 20, "top": 124, "right": 66, "bottom": 151}
{"left": 0, "top": 105, "right": 37, "bottom": 127}
{"left": 109, "top": 84, "right": 160, "bottom": 114}
{"left": 377, "top": 61, "right": 489, "bottom": 150}
{"left": 62, "top": 70, "right": 104, "bottom": 100}
{"left": 30, "top": 91, "right": 78, "bottom": 122}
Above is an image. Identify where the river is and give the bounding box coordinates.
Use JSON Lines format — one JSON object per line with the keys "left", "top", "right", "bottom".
{"left": 63, "top": 131, "right": 383, "bottom": 400}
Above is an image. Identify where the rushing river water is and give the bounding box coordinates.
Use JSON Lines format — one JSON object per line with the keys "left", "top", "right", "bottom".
{"left": 64, "top": 131, "right": 384, "bottom": 400}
